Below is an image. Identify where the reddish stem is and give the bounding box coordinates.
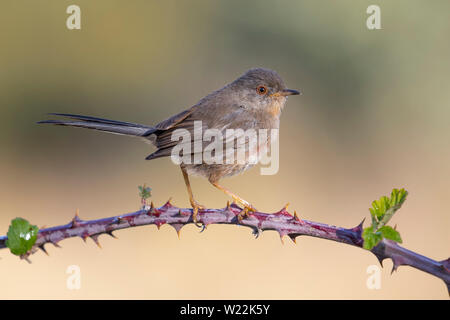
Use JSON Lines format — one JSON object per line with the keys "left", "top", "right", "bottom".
{"left": 0, "top": 201, "right": 448, "bottom": 292}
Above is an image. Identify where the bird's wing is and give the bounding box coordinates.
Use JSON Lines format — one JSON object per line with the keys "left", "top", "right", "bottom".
{"left": 152, "top": 108, "right": 196, "bottom": 131}
{"left": 145, "top": 105, "right": 204, "bottom": 160}
{"left": 143, "top": 105, "right": 198, "bottom": 159}
{"left": 146, "top": 104, "right": 258, "bottom": 161}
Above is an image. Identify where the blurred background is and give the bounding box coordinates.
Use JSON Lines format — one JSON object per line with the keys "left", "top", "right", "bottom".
{"left": 0, "top": 0, "right": 449, "bottom": 299}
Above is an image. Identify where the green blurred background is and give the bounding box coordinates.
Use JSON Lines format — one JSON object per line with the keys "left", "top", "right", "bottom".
{"left": 0, "top": 0, "right": 449, "bottom": 299}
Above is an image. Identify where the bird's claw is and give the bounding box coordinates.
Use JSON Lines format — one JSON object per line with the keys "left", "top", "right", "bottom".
{"left": 231, "top": 196, "right": 256, "bottom": 212}
{"left": 237, "top": 205, "right": 256, "bottom": 223}
{"left": 191, "top": 201, "right": 206, "bottom": 228}
{"left": 252, "top": 227, "right": 261, "bottom": 239}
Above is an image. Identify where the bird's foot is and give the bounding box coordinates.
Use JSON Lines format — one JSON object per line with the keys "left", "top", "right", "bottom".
{"left": 191, "top": 201, "right": 206, "bottom": 228}
{"left": 235, "top": 200, "right": 257, "bottom": 223}
{"left": 231, "top": 196, "right": 256, "bottom": 212}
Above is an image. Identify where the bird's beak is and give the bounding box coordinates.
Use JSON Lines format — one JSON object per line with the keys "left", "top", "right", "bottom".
{"left": 280, "top": 89, "right": 301, "bottom": 96}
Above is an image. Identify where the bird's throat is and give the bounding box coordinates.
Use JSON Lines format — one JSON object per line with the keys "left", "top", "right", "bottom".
{"left": 267, "top": 98, "right": 285, "bottom": 117}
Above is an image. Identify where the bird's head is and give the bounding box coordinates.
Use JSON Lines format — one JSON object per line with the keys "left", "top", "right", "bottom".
{"left": 230, "top": 68, "right": 300, "bottom": 115}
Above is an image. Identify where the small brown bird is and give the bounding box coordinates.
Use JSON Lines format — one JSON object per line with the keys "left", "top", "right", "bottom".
{"left": 39, "top": 68, "right": 300, "bottom": 223}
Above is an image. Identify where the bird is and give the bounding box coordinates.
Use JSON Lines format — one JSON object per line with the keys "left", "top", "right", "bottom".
{"left": 39, "top": 68, "right": 300, "bottom": 224}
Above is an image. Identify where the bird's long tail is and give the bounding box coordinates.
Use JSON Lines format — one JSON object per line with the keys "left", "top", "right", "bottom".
{"left": 38, "top": 113, "right": 156, "bottom": 137}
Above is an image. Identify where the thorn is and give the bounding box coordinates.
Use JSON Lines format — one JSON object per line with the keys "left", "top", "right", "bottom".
{"left": 147, "top": 201, "right": 155, "bottom": 215}
{"left": 149, "top": 204, "right": 161, "bottom": 217}
{"left": 70, "top": 209, "right": 83, "bottom": 228}
{"left": 353, "top": 218, "right": 365, "bottom": 233}
{"left": 171, "top": 224, "right": 183, "bottom": 239}
{"left": 22, "top": 255, "right": 32, "bottom": 264}
{"left": 81, "top": 232, "right": 89, "bottom": 242}
{"left": 373, "top": 252, "right": 385, "bottom": 266}
{"left": 38, "top": 244, "right": 49, "bottom": 255}
{"left": 278, "top": 230, "right": 289, "bottom": 244}
{"left": 155, "top": 220, "right": 166, "bottom": 230}
{"left": 90, "top": 234, "right": 102, "bottom": 248}
{"left": 164, "top": 197, "right": 173, "bottom": 207}
{"left": 390, "top": 255, "right": 406, "bottom": 274}
{"left": 277, "top": 203, "right": 291, "bottom": 217}
{"left": 391, "top": 262, "right": 398, "bottom": 274}
{"left": 440, "top": 258, "right": 450, "bottom": 272}
{"left": 377, "top": 257, "right": 384, "bottom": 266}
{"left": 289, "top": 234, "right": 297, "bottom": 244}
{"left": 293, "top": 210, "right": 301, "bottom": 222}
{"left": 226, "top": 201, "right": 231, "bottom": 210}
{"left": 105, "top": 230, "right": 117, "bottom": 239}
{"left": 51, "top": 241, "right": 61, "bottom": 248}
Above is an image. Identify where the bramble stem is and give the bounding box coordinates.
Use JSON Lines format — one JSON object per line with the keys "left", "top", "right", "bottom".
{"left": 0, "top": 201, "right": 448, "bottom": 292}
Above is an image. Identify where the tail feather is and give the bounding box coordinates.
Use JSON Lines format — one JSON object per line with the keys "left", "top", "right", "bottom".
{"left": 38, "top": 113, "right": 155, "bottom": 137}
{"left": 47, "top": 113, "right": 150, "bottom": 128}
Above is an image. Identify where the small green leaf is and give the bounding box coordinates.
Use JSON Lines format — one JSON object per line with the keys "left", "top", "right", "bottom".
{"left": 378, "top": 226, "right": 402, "bottom": 243}
{"left": 369, "top": 188, "right": 408, "bottom": 223}
{"left": 364, "top": 188, "right": 407, "bottom": 250}
{"left": 362, "top": 227, "right": 383, "bottom": 250}
{"left": 5, "top": 218, "right": 39, "bottom": 256}
{"left": 138, "top": 184, "right": 152, "bottom": 200}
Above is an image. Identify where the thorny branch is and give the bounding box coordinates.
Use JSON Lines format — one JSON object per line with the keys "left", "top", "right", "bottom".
{"left": 0, "top": 201, "right": 449, "bottom": 293}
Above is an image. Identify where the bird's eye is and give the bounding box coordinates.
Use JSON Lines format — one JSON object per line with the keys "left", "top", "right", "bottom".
{"left": 256, "top": 85, "right": 268, "bottom": 95}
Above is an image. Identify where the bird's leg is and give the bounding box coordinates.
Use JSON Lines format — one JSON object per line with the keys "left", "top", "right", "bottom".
{"left": 210, "top": 181, "right": 257, "bottom": 221}
{"left": 181, "top": 166, "right": 205, "bottom": 227}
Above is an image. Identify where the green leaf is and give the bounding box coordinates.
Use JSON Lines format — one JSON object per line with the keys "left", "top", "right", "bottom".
{"left": 138, "top": 185, "right": 152, "bottom": 200}
{"left": 362, "top": 226, "right": 383, "bottom": 250}
{"left": 369, "top": 188, "right": 408, "bottom": 222}
{"left": 364, "top": 188, "right": 407, "bottom": 250}
{"left": 392, "top": 188, "right": 407, "bottom": 207}
{"left": 5, "top": 218, "right": 39, "bottom": 256}
{"left": 378, "top": 226, "right": 402, "bottom": 243}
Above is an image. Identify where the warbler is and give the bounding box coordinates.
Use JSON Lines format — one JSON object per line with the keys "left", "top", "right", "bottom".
{"left": 39, "top": 68, "right": 300, "bottom": 223}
